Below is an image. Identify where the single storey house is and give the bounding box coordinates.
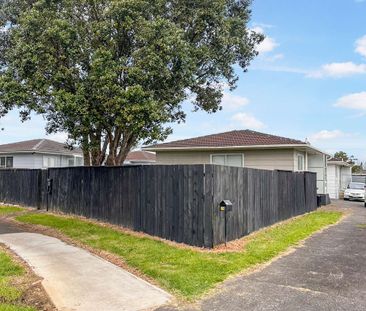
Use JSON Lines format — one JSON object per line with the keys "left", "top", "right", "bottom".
{"left": 0, "top": 139, "right": 83, "bottom": 169}
{"left": 144, "top": 130, "right": 329, "bottom": 194}
{"left": 124, "top": 150, "right": 156, "bottom": 165}
{"left": 327, "top": 158, "right": 352, "bottom": 199}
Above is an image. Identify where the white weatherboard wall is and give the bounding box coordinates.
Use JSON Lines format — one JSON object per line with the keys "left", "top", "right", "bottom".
{"left": 327, "top": 163, "right": 352, "bottom": 199}
{"left": 2, "top": 153, "right": 83, "bottom": 169}
{"left": 327, "top": 165, "right": 339, "bottom": 199}
{"left": 340, "top": 166, "right": 352, "bottom": 189}
{"left": 13, "top": 154, "right": 40, "bottom": 169}
{"left": 308, "top": 154, "right": 327, "bottom": 195}
{"left": 156, "top": 149, "right": 296, "bottom": 171}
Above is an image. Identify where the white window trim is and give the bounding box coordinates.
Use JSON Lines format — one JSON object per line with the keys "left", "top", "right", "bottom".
{"left": 210, "top": 153, "right": 245, "bottom": 167}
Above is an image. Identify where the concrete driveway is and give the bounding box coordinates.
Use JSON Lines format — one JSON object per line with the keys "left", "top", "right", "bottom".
{"left": 159, "top": 200, "right": 366, "bottom": 311}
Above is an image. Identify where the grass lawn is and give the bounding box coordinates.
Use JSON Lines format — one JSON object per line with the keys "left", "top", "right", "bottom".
{"left": 0, "top": 250, "right": 36, "bottom": 311}
{"left": 0, "top": 206, "right": 24, "bottom": 216}
{"left": 16, "top": 210, "right": 342, "bottom": 300}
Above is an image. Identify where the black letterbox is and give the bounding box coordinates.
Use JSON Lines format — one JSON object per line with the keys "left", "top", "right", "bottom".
{"left": 47, "top": 178, "right": 53, "bottom": 195}
{"left": 219, "top": 200, "right": 233, "bottom": 212}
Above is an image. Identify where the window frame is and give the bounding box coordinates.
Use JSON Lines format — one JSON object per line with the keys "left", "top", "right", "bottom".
{"left": 0, "top": 156, "right": 13, "bottom": 168}
{"left": 297, "top": 153, "right": 305, "bottom": 171}
{"left": 210, "top": 153, "right": 245, "bottom": 168}
{"left": 43, "top": 156, "right": 56, "bottom": 168}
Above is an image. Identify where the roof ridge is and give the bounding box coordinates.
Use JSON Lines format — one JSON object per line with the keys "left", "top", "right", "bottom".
{"left": 0, "top": 138, "right": 83, "bottom": 155}
{"left": 32, "top": 139, "right": 46, "bottom": 150}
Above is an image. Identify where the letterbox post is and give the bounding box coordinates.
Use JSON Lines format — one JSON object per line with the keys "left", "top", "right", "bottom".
{"left": 219, "top": 200, "right": 233, "bottom": 245}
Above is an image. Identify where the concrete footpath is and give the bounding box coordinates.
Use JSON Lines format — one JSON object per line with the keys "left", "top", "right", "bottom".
{"left": 0, "top": 225, "right": 171, "bottom": 311}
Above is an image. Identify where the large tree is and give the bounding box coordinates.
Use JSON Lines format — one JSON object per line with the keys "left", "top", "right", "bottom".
{"left": 333, "top": 151, "right": 349, "bottom": 162}
{"left": 0, "top": 0, "right": 262, "bottom": 165}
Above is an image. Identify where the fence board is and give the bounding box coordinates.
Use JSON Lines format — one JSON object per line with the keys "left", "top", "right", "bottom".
{"left": 0, "top": 165, "right": 317, "bottom": 248}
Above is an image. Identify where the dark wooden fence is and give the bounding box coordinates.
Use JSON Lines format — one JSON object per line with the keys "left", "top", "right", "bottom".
{"left": 0, "top": 165, "right": 317, "bottom": 247}
{"left": 0, "top": 169, "right": 43, "bottom": 208}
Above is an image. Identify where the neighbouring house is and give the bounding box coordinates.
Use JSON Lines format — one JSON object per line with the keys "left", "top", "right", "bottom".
{"left": 327, "top": 158, "right": 352, "bottom": 199}
{"left": 352, "top": 174, "right": 366, "bottom": 183}
{"left": 124, "top": 150, "right": 156, "bottom": 165}
{"left": 0, "top": 139, "right": 83, "bottom": 169}
{"left": 144, "top": 129, "right": 329, "bottom": 194}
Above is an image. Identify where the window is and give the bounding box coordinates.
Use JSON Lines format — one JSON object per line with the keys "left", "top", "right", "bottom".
{"left": 297, "top": 154, "right": 304, "bottom": 171}
{"left": 6, "top": 157, "right": 13, "bottom": 168}
{"left": 211, "top": 154, "right": 244, "bottom": 167}
{"left": 75, "top": 157, "right": 83, "bottom": 166}
{"left": 43, "top": 156, "right": 56, "bottom": 168}
{"left": 0, "top": 156, "right": 13, "bottom": 168}
{"left": 68, "top": 158, "right": 75, "bottom": 167}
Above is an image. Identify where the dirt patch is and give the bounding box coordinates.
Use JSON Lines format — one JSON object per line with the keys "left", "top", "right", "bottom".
{"left": 0, "top": 244, "right": 56, "bottom": 311}
{"left": 318, "top": 202, "right": 355, "bottom": 215}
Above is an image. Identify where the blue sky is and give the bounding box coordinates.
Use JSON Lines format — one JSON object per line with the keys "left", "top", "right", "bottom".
{"left": 1, "top": 0, "right": 366, "bottom": 161}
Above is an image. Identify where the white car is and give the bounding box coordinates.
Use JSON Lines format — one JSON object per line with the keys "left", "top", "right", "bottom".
{"left": 344, "top": 182, "right": 365, "bottom": 201}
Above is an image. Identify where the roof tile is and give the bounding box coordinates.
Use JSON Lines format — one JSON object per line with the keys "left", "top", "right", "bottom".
{"left": 148, "top": 130, "right": 306, "bottom": 149}
{"left": 0, "top": 139, "right": 83, "bottom": 155}
{"left": 126, "top": 151, "right": 156, "bottom": 162}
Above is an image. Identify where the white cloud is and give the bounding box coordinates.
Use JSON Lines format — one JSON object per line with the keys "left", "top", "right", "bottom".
{"left": 355, "top": 35, "right": 366, "bottom": 58}
{"left": 310, "top": 130, "right": 346, "bottom": 141}
{"left": 307, "top": 62, "right": 366, "bottom": 78}
{"left": 231, "top": 112, "right": 265, "bottom": 130}
{"left": 47, "top": 132, "right": 68, "bottom": 143}
{"left": 265, "top": 53, "right": 284, "bottom": 62}
{"left": 335, "top": 92, "right": 366, "bottom": 110}
{"left": 252, "top": 23, "right": 274, "bottom": 29}
{"left": 252, "top": 26, "right": 279, "bottom": 54}
{"left": 221, "top": 93, "right": 249, "bottom": 110}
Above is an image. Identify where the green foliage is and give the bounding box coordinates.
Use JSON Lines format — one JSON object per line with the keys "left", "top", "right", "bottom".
{"left": 333, "top": 151, "right": 361, "bottom": 171}
{"left": 0, "top": 0, "right": 262, "bottom": 165}
{"left": 333, "top": 151, "right": 349, "bottom": 162}
{"left": 17, "top": 210, "right": 342, "bottom": 300}
{"left": 352, "top": 164, "right": 363, "bottom": 174}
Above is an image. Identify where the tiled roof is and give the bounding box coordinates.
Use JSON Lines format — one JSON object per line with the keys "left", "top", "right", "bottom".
{"left": 328, "top": 158, "right": 352, "bottom": 166}
{"left": 147, "top": 130, "right": 306, "bottom": 149}
{"left": 328, "top": 157, "right": 343, "bottom": 162}
{"left": 126, "top": 151, "right": 156, "bottom": 162}
{"left": 0, "top": 139, "right": 83, "bottom": 155}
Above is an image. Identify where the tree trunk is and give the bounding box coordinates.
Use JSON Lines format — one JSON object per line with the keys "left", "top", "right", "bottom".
{"left": 105, "top": 130, "right": 136, "bottom": 166}
{"left": 82, "top": 135, "right": 91, "bottom": 166}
